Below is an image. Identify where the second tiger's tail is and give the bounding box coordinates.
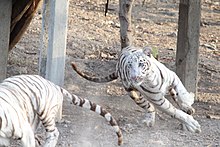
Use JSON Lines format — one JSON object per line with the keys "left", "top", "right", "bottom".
{"left": 61, "top": 88, "right": 123, "bottom": 146}
{"left": 71, "top": 62, "right": 118, "bottom": 83}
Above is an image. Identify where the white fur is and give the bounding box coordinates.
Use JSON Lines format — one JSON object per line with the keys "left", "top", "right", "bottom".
{"left": 104, "top": 113, "right": 112, "bottom": 122}
{"left": 95, "top": 105, "right": 101, "bottom": 114}
{"left": 82, "top": 100, "right": 92, "bottom": 109}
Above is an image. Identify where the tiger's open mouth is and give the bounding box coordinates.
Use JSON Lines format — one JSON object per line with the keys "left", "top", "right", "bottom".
{"left": 130, "top": 76, "right": 144, "bottom": 85}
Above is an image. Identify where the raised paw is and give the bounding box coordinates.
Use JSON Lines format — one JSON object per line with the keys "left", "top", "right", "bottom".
{"left": 142, "top": 111, "right": 156, "bottom": 127}
{"left": 184, "top": 115, "right": 201, "bottom": 133}
{"left": 181, "top": 104, "right": 195, "bottom": 115}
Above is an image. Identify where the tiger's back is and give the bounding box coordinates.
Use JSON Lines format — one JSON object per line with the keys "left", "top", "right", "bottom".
{"left": 1, "top": 74, "right": 64, "bottom": 124}
{"left": 0, "top": 75, "right": 123, "bottom": 146}
{"left": 0, "top": 75, "right": 63, "bottom": 145}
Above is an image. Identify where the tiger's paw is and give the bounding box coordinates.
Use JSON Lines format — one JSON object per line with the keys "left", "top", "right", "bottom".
{"left": 181, "top": 104, "right": 195, "bottom": 115}
{"left": 142, "top": 111, "right": 156, "bottom": 127}
{"left": 184, "top": 115, "right": 201, "bottom": 133}
{"left": 178, "top": 92, "right": 195, "bottom": 115}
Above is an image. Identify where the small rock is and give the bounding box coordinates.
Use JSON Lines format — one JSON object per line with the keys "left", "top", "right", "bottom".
{"left": 202, "top": 43, "right": 217, "bottom": 50}
{"left": 138, "top": 18, "right": 151, "bottom": 23}
{"left": 167, "top": 32, "right": 177, "bottom": 37}
{"left": 77, "top": 140, "right": 92, "bottom": 147}
{"left": 167, "top": 48, "right": 175, "bottom": 51}
{"left": 15, "top": 45, "right": 25, "bottom": 50}
{"left": 100, "top": 52, "right": 108, "bottom": 58}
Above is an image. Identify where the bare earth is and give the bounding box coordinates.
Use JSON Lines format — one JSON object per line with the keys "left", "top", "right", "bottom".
{"left": 8, "top": 0, "right": 220, "bottom": 147}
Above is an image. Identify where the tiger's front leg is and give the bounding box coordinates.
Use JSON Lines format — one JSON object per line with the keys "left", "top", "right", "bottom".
{"left": 128, "top": 90, "right": 156, "bottom": 127}
{"left": 150, "top": 95, "right": 201, "bottom": 133}
{"left": 21, "top": 123, "right": 36, "bottom": 147}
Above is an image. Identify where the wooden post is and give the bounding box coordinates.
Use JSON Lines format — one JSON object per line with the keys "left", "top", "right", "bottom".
{"left": 176, "top": 0, "right": 201, "bottom": 99}
{"left": 119, "top": 0, "right": 134, "bottom": 49}
{"left": 0, "top": 0, "right": 12, "bottom": 81}
{"left": 39, "top": 0, "right": 69, "bottom": 86}
{"left": 39, "top": 0, "right": 50, "bottom": 78}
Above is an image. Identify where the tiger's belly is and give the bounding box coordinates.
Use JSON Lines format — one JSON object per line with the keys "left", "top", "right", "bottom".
{"left": 135, "top": 85, "right": 163, "bottom": 98}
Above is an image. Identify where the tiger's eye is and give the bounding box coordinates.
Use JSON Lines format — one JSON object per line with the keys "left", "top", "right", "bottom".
{"left": 139, "top": 63, "right": 143, "bottom": 67}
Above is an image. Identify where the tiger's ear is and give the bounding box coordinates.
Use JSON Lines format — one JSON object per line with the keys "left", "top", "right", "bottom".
{"left": 143, "top": 46, "right": 152, "bottom": 57}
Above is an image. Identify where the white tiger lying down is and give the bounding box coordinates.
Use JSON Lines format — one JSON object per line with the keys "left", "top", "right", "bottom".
{"left": 71, "top": 45, "right": 201, "bottom": 133}
{"left": 0, "top": 75, "right": 123, "bottom": 147}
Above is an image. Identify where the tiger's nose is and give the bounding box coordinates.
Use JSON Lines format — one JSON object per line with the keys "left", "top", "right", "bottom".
{"left": 131, "top": 76, "right": 137, "bottom": 80}
{"left": 131, "top": 76, "right": 141, "bottom": 82}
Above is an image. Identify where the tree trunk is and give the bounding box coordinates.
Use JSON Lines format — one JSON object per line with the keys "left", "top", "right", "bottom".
{"left": 176, "top": 0, "right": 201, "bottom": 100}
{"left": 119, "top": 0, "right": 134, "bottom": 49}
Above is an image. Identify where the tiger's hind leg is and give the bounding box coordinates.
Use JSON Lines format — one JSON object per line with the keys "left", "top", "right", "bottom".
{"left": 56, "top": 100, "right": 63, "bottom": 123}
{"left": 169, "top": 88, "right": 195, "bottom": 115}
{"left": 41, "top": 114, "right": 59, "bottom": 147}
{"left": 169, "top": 88, "right": 196, "bottom": 131}
{"left": 129, "top": 90, "right": 156, "bottom": 127}
{"left": 170, "top": 74, "right": 196, "bottom": 115}
{"left": 40, "top": 106, "right": 60, "bottom": 147}
{"left": 43, "top": 127, "right": 59, "bottom": 147}
{"left": 41, "top": 115, "right": 59, "bottom": 147}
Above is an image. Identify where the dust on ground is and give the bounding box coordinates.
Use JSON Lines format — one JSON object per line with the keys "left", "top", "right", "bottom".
{"left": 8, "top": 0, "right": 220, "bottom": 146}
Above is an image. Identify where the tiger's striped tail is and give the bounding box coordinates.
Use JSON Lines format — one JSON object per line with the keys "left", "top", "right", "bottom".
{"left": 71, "top": 62, "right": 118, "bottom": 83}
{"left": 61, "top": 88, "right": 123, "bottom": 146}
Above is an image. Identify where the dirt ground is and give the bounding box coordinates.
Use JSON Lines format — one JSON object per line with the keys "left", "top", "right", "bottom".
{"left": 7, "top": 0, "right": 220, "bottom": 146}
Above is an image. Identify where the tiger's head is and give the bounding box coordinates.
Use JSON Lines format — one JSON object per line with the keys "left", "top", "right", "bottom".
{"left": 125, "top": 46, "right": 152, "bottom": 85}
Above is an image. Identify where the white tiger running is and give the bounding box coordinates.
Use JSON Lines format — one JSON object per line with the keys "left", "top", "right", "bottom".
{"left": 71, "top": 46, "right": 201, "bottom": 133}
{"left": 0, "top": 75, "right": 123, "bottom": 147}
